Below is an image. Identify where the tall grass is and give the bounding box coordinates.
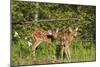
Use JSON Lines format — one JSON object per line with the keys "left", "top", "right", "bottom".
{"left": 11, "top": 38, "right": 96, "bottom": 66}
{"left": 71, "top": 40, "right": 96, "bottom": 62}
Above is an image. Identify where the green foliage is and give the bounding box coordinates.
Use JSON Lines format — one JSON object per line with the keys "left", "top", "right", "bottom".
{"left": 11, "top": 0, "right": 96, "bottom": 66}
{"left": 71, "top": 40, "right": 96, "bottom": 62}
{"left": 12, "top": 1, "right": 96, "bottom": 40}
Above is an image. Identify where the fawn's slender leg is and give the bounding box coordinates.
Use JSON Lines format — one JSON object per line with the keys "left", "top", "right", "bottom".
{"left": 61, "top": 45, "right": 64, "bottom": 61}
{"left": 60, "top": 41, "right": 65, "bottom": 61}
{"left": 32, "top": 40, "right": 42, "bottom": 56}
{"left": 64, "top": 47, "right": 68, "bottom": 62}
{"left": 64, "top": 46, "right": 70, "bottom": 62}
{"left": 64, "top": 47, "right": 71, "bottom": 62}
{"left": 32, "top": 40, "right": 42, "bottom": 50}
{"left": 67, "top": 47, "right": 71, "bottom": 62}
{"left": 32, "top": 41, "right": 38, "bottom": 56}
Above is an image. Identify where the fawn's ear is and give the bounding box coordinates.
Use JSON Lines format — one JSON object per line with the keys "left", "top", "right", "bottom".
{"left": 75, "top": 27, "right": 78, "bottom": 31}
{"left": 69, "top": 27, "right": 73, "bottom": 32}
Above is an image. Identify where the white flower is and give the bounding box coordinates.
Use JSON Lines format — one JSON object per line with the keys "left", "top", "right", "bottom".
{"left": 14, "top": 31, "right": 18, "bottom": 37}
{"left": 14, "top": 31, "right": 20, "bottom": 38}
{"left": 28, "top": 41, "right": 32, "bottom": 47}
{"left": 25, "top": 37, "right": 27, "bottom": 40}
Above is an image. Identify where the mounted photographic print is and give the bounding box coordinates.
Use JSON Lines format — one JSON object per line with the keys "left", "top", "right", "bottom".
{"left": 11, "top": 0, "right": 96, "bottom": 66}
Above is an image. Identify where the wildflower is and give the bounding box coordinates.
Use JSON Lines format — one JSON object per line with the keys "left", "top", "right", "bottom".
{"left": 25, "top": 37, "right": 27, "bottom": 40}
{"left": 14, "top": 31, "right": 20, "bottom": 38}
{"left": 28, "top": 41, "right": 32, "bottom": 47}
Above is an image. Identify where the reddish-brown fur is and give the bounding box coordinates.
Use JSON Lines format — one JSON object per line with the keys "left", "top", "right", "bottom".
{"left": 60, "top": 27, "right": 78, "bottom": 61}
{"left": 32, "top": 29, "right": 58, "bottom": 55}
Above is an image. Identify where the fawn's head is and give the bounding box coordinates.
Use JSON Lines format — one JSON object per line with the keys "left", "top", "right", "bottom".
{"left": 52, "top": 28, "right": 59, "bottom": 39}
{"left": 68, "top": 27, "right": 78, "bottom": 38}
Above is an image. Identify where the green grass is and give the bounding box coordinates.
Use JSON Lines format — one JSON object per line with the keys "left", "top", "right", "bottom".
{"left": 11, "top": 38, "right": 96, "bottom": 66}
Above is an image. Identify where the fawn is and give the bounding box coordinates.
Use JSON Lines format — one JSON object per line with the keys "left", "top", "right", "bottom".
{"left": 60, "top": 27, "right": 78, "bottom": 62}
{"left": 32, "top": 28, "right": 58, "bottom": 56}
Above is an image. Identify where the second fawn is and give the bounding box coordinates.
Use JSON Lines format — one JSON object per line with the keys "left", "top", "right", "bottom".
{"left": 60, "top": 26, "right": 78, "bottom": 62}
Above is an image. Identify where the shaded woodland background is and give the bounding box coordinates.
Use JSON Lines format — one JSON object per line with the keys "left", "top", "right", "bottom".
{"left": 11, "top": 0, "right": 96, "bottom": 66}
